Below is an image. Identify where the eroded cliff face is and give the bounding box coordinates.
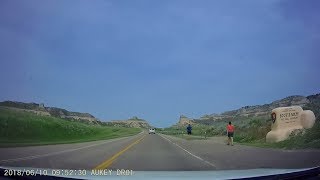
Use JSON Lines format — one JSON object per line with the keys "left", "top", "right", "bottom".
{"left": 201, "top": 95, "right": 310, "bottom": 120}
{"left": 177, "top": 115, "right": 195, "bottom": 126}
{"left": 0, "top": 101, "right": 99, "bottom": 123}
{"left": 176, "top": 94, "right": 319, "bottom": 126}
{"left": 103, "top": 116, "right": 151, "bottom": 128}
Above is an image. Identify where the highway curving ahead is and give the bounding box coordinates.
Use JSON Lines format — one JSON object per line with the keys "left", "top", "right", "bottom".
{"left": 0, "top": 132, "right": 319, "bottom": 171}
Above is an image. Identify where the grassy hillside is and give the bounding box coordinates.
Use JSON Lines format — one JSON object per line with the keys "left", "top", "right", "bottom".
{"left": 161, "top": 115, "right": 319, "bottom": 149}
{"left": 0, "top": 107, "right": 141, "bottom": 147}
{"left": 161, "top": 94, "right": 320, "bottom": 149}
{"left": 0, "top": 101, "right": 98, "bottom": 125}
{"left": 160, "top": 116, "right": 270, "bottom": 138}
{"left": 238, "top": 120, "right": 320, "bottom": 149}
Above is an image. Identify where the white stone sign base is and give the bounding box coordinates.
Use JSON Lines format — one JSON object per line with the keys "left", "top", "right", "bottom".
{"left": 266, "top": 106, "right": 316, "bottom": 143}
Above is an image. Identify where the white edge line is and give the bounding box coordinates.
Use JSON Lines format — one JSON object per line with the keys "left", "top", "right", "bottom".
{"left": 1, "top": 133, "right": 143, "bottom": 163}
{"left": 159, "top": 134, "right": 216, "bottom": 168}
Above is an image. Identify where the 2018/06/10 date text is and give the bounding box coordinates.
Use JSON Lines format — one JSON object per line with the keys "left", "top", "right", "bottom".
{"left": 4, "top": 169, "right": 134, "bottom": 177}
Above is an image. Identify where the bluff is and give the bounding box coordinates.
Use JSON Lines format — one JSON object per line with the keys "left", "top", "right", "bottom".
{"left": 176, "top": 93, "right": 320, "bottom": 126}
{"left": 0, "top": 101, "right": 98, "bottom": 123}
{"left": 103, "top": 116, "right": 151, "bottom": 128}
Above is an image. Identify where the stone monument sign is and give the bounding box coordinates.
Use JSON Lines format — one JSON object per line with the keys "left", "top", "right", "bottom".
{"left": 266, "top": 106, "right": 316, "bottom": 143}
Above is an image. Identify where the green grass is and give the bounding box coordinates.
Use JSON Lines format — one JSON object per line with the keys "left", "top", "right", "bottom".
{"left": 157, "top": 125, "right": 224, "bottom": 138}
{"left": 233, "top": 118, "right": 320, "bottom": 149}
{"left": 155, "top": 125, "right": 210, "bottom": 140}
{"left": 161, "top": 116, "right": 320, "bottom": 149}
{"left": 233, "top": 118, "right": 271, "bottom": 143}
{"left": 159, "top": 117, "right": 271, "bottom": 139}
{"left": 168, "top": 133, "right": 207, "bottom": 140}
{"left": 241, "top": 122, "right": 320, "bottom": 149}
{"left": 0, "top": 107, "right": 141, "bottom": 147}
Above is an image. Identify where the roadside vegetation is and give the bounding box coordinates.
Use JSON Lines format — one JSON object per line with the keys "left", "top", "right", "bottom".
{"left": 231, "top": 100, "right": 320, "bottom": 149}
{"left": 160, "top": 115, "right": 320, "bottom": 149}
{"left": 244, "top": 121, "right": 320, "bottom": 149}
{"left": 0, "top": 107, "right": 141, "bottom": 147}
{"left": 158, "top": 116, "right": 270, "bottom": 138}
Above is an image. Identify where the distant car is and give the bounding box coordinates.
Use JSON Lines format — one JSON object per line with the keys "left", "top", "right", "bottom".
{"left": 149, "top": 128, "right": 155, "bottom": 134}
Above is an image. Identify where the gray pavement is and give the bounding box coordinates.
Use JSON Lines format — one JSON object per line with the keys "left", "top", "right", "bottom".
{"left": 0, "top": 132, "right": 319, "bottom": 171}
{"left": 159, "top": 134, "right": 320, "bottom": 170}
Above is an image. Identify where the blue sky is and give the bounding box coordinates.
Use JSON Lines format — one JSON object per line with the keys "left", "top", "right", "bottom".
{"left": 0, "top": 0, "right": 319, "bottom": 127}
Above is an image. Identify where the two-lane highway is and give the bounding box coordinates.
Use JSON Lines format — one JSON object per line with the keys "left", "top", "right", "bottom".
{"left": 108, "top": 133, "right": 214, "bottom": 171}
{"left": 0, "top": 132, "right": 319, "bottom": 171}
{"left": 0, "top": 133, "right": 145, "bottom": 170}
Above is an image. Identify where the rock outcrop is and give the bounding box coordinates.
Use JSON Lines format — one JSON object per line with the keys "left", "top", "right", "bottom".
{"left": 177, "top": 115, "right": 195, "bottom": 126}
{"left": 201, "top": 95, "right": 311, "bottom": 120}
{"left": 104, "top": 117, "right": 151, "bottom": 128}
{"left": 0, "top": 101, "right": 98, "bottom": 123}
{"left": 176, "top": 94, "right": 319, "bottom": 126}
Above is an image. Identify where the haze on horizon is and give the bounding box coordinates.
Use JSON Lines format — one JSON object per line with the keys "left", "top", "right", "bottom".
{"left": 0, "top": 0, "right": 319, "bottom": 127}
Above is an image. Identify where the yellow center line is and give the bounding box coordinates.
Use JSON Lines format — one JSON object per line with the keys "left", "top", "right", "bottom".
{"left": 94, "top": 135, "right": 146, "bottom": 170}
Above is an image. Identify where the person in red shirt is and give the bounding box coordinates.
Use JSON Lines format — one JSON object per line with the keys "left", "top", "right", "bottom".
{"left": 226, "top": 121, "right": 235, "bottom": 146}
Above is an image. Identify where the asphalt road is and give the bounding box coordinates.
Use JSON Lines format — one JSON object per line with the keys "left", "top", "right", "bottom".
{"left": 0, "top": 132, "right": 319, "bottom": 171}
